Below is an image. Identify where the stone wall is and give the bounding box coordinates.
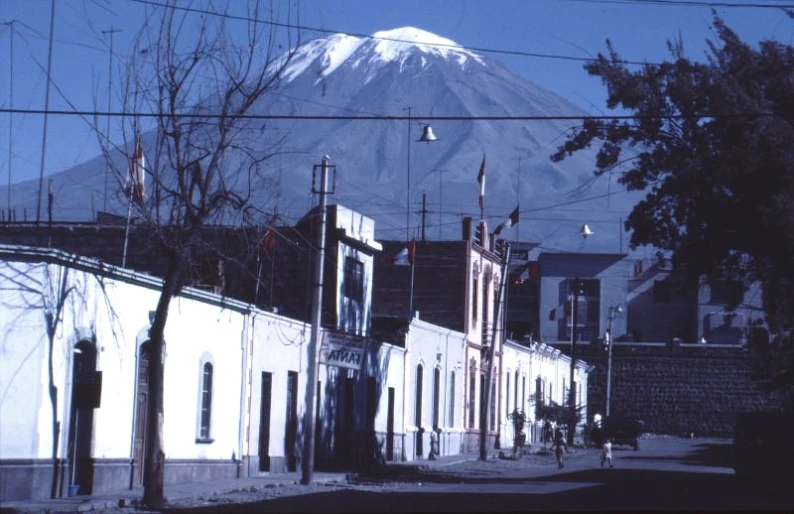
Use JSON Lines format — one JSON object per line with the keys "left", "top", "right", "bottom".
{"left": 573, "top": 343, "right": 786, "bottom": 437}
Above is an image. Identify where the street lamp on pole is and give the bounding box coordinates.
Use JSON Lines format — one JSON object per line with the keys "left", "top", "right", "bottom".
{"left": 404, "top": 109, "right": 438, "bottom": 241}
{"left": 605, "top": 304, "right": 624, "bottom": 418}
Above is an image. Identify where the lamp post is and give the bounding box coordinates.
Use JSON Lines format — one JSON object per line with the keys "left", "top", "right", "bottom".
{"left": 605, "top": 305, "right": 623, "bottom": 418}
{"left": 404, "top": 112, "right": 438, "bottom": 316}
{"left": 404, "top": 108, "right": 438, "bottom": 241}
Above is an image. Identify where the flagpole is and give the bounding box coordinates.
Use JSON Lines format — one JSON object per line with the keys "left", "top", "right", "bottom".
{"left": 269, "top": 247, "right": 276, "bottom": 307}
{"left": 254, "top": 252, "right": 262, "bottom": 306}
{"left": 122, "top": 196, "right": 133, "bottom": 268}
{"left": 516, "top": 158, "right": 521, "bottom": 244}
{"left": 408, "top": 231, "right": 416, "bottom": 316}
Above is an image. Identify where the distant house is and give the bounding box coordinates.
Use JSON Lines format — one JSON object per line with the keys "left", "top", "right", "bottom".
{"left": 627, "top": 257, "right": 698, "bottom": 343}
{"left": 538, "top": 252, "right": 630, "bottom": 344}
{"left": 627, "top": 256, "right": 764, "bottom": 344}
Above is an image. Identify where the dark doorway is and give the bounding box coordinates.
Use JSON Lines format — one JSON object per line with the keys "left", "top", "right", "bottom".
{"left": 133, "top": 342, "right": 150, "bottom": 485}
{"left": 386, "top": 387, "right": 395, "bottom": 461}
{"left": 343, "top": 377, "right": 355, "bottom": 464}
{"left": 68, "top": 340, "right": 98, "bottom": 495}
{"left": 432, "top": 367, "right": 440, "bottom": 430}
{"left": 286, "top": 371, "right": 298, "bottom": 471}
{"left": 365, "top": 378, "right": 377, "bottom": 465}
{"left": 258, "top": 372, "right": 273, "bottom": 471}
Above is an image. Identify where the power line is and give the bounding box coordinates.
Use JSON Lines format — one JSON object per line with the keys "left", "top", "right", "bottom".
{"left": 128, "top": 0, "right": 666, "bottom": 66}
{"left": 564, "top": 0, "right": 794, "bottom": 9}
{"left": 0, "top": 107, "right": 779, "bottom": 121}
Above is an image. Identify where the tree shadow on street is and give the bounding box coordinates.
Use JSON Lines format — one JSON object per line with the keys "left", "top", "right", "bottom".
{"left": 619, "top": 442, "right": 735, "bottom": 469}
{"left": 167, "top": 466, "right": 794, "bottom": 513}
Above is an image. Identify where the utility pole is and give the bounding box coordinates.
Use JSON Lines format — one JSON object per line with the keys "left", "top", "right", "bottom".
{"left": 403, "top": 106, "right": 413, "bottom": 242}
{"left": 301, "top": 156, "right": 331, "bottom": 485}
{"left": 605, "top": 305, "right": 623, "bottom": 417}
{"left": 102, "top": 27, "right": 122, "bottom": 213}
{"left": 419, "top": 190, "right": 428, "bottom": 242}
{"left": 438, "top": 169, "right": 444, "bottom": 240}
{"left": 480, "top": 244, "right": 510, "bottom": 461}
{"left": 5, "top": 20, "right": 14, "bottom": 212}
{"left": 36, "top": 0, "right": 56, "bottom": 224}
{"left": 567, "top": 277, "right": 581, "bottom": 446}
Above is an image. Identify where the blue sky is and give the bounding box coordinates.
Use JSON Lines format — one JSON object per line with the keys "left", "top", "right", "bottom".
{"left": 1, "top": 0, "right": 792, "bottom": 189}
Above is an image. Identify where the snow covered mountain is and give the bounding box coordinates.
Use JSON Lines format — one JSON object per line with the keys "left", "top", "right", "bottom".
{"left": 1, "top": 27, "right": 645, "bottom": 254}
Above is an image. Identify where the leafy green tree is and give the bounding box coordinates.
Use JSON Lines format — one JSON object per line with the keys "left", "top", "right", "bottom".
{"left": 552, "top": 14, "right": 794, "bottom": 336}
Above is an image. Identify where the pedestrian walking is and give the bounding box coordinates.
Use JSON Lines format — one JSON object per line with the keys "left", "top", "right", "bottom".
{"left": 601, "top": 438, "right": 614, "bottom": 468}
{"left": 554, "top": 428, "right": 567, "bottom": 469}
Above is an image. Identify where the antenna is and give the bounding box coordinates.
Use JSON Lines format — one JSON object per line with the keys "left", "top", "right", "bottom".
{"left": 102, "top": 26, "right": 122, "bottom": 213}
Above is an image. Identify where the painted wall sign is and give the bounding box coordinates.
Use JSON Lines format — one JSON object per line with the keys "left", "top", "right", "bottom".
{"left": 320, "top": 332, "right": 368, "bottom": 370}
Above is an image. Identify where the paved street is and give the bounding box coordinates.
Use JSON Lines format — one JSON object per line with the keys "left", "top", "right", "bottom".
{"left": 168, "top": 437, "right": 793, "bottom": 513}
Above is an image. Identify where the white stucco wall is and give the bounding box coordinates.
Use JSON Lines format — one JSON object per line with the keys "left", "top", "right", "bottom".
{"left": 244, "top": 311, "right": 308, "bottom": 470}
{"left": 0, "top": 257, "right": 249, "bottom": 465}
{"left": 404, "top": 319, "right": 466, "bottom": 460}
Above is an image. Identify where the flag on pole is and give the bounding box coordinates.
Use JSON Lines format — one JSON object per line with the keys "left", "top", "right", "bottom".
{"left": 528, "top": 262, "right": 539, "bottom": 279}
{"left": 477, "top": 154, "right": 486, "bottom": 216}
{"left": 514, "top": 266, "right": 530, "bottom": 285}
{"left": 494, "top": 206, "right": 519, "bottom": 236}
{"left": 394, "top": 239, "right": 417, "bottom": 266}
{"left": 259, "top": 212, "right": 278, "bottom": 253}
{"left": 127, "top": 136, "right": 146, "bottom": 202}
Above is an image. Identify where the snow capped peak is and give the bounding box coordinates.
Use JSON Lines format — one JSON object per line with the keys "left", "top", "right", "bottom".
{"left": 366, "top": 27, "right": 484, "bottom": 67}
{"left": 279, "top": 27, "right": 484, "bottom": 84}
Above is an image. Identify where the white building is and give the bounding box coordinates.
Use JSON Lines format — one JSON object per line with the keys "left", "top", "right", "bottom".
{"left": 0, "top": 246, "right": 249, "bottom": 501}
{"left": 499, "top": 339, "right": 590, "bottom": 450}
{"left": 1, "top": 208, "right": 591, "bottom": 502}
{"left": 403, "top": 319, "right": 467, "bottom": 461}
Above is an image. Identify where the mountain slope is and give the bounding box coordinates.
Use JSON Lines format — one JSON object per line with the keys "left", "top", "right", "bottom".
{"left": 0, "top": 27, "right": 646, "bottom": 254}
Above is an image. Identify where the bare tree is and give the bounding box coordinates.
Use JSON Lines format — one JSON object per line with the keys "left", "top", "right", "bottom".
{"left": 98, "top": 2, "right": 298, "bottom": 507}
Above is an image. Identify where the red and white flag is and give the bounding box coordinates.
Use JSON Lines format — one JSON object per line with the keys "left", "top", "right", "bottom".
{"left": 394, "top": 239, "right": 417, "bottom": 266}
{"left": 494, "top": 206, "right": 519, "bottom": 236}
{"left": 514, "top": 266, "right": 530, "bottom": 285}
{"left": 127, "top": 136, "right": 146, "bottom": 202}
{"left": 477, "top": 154, "right": 486, "bottom": 216}
{"left": 259, "top": 212, "right": 278, "bottom": 253}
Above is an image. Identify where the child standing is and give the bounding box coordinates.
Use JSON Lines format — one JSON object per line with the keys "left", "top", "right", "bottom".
{"left": 554, "top": 428, "right": 567, "bottom": 469}
{"left": 601, "top": 438, "right": 614, "bottom": 468}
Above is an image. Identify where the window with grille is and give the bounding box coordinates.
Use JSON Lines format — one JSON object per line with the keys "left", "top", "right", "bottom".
{"left": 199, "top": 362, "right": 213, "bottom": 440}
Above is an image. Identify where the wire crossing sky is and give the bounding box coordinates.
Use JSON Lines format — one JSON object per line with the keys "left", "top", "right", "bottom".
{"left": 1, "top": 0, "right": 792, "bottom": 188}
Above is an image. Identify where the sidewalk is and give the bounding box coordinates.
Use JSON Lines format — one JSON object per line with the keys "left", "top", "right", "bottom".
{"left": 0, "top": 454, "right": 479, "bottom": 514}
{"left": 0, "top": 471, "right": 349, "bottom": 514}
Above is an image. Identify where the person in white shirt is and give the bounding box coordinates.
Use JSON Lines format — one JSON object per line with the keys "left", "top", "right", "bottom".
{"left": 601, "top": 438, "right": 614, "bottom": 468}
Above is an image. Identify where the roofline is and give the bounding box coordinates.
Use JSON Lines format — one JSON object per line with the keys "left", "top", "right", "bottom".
{"left": 411, "top": 317, "right": 466, "bottom": 341}
{"left": 0, "top": 244, "right": 255, "bottom": 314}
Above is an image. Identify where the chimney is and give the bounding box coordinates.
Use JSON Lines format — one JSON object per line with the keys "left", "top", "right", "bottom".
{"left": 462, "top": 216, "right": 472, "bottom": 240}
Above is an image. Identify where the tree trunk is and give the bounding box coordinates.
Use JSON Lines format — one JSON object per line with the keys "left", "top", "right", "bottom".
{"left": 49, "top": 383, "right": 59, "bottom": 498}
{"left": 142, "top": 261, "right": 182, "bottom": 508}
{"left": 47, "top": 311, "right": 60, "bottom": 498}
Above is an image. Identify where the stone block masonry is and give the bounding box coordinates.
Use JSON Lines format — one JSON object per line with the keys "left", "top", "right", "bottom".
{"left": 576, "top": 343, "right": 786, "bottom": 437}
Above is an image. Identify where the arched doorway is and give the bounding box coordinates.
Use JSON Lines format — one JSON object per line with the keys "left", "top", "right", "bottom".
{"left": 133, "top": 342, "right": 151, "bottom": 485}
{"left": 68, "top": 340, "right": 98, "bottom": 495}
